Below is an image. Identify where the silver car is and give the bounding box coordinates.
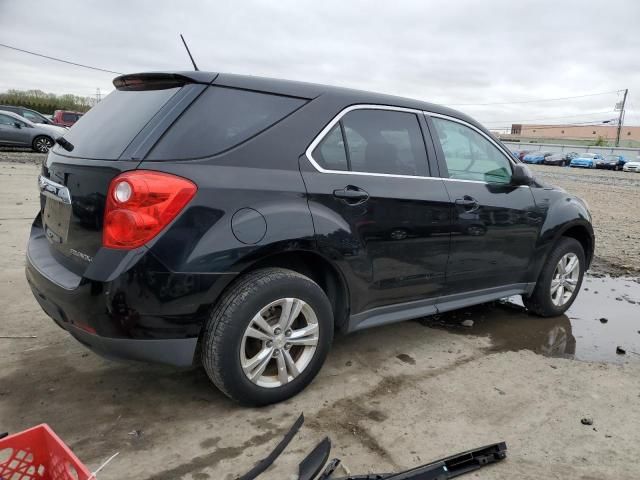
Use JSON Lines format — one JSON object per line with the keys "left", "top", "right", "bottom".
{"left": 0, "top": 110, "right": 67, "bottom": 152}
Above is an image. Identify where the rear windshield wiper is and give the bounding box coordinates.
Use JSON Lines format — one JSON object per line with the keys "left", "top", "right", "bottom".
{"left": 55, "top": 137, "right": 74, "bottom": 152}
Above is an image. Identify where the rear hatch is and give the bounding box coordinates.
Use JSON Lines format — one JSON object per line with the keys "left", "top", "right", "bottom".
{"left": 37, "top": 73, "right": 214, "bottom": 278}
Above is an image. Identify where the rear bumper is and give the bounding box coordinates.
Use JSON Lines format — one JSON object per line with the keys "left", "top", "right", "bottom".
{"left": 26, "top": 223, "right": 235, "bottom": 366}
{"left": 67, "top": 325, "right": 198, "bottom": 366}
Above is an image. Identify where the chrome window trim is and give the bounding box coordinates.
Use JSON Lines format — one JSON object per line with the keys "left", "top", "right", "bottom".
{"left": 304, "top": 104, "right": 521, "bottom": 186}
{"left": 304, "top": 104, "right": 434, "bottom": 181}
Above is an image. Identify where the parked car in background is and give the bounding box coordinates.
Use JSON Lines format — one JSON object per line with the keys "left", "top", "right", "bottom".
{"left": 570, "top": 153, "right": 603, "bottom": 168}
{"left": 52, "top": 110, "right": 83, "bottom": 127}
{"left": 0, "top": 110, "right": 67, "bottom": 152}
{"left": 25, "top": 71, "right": 594, "bottom": 405}
{"left": 0, "top": 105, "right": 55, "bottom": 125}
{"left": 543, "top": 152, "right": 579, "bottom": 167}
{"left": 522, "top": 151, "right": 553, "bottom": 164}
{"left": 622, "top": 160, "right": 640, "bottom": 172}
{"left": 600, "top": 154, "right": 626, "bottom": 170}
{"left": 516, "top": 149, "right": 533, "bottom": 161}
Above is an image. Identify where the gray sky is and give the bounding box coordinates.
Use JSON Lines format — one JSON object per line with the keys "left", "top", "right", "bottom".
{"left": 1, "top": 0, "right": 639, "bottom": 128}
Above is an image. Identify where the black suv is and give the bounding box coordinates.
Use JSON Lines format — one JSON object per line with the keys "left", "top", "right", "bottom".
{"left": 26, "top": 72, "right": 594, "bottom": 405}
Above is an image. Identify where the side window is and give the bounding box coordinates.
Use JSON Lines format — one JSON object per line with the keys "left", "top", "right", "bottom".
{"left": 0, "top": 114, "right": 16, "bottom": 126}
{"left": 341, "top": 109, "right": 428, "bottom": 176}
{"left": 431, "top": 117, "right": 512, "bottom": 184}
{"left": 312, "top": 124, "right": 348, "bottom": 171}
{"left": 149, "top": 86, "right": 306, "bottom": 160}
{"left": 22, "top": 111, "right": 40, "bottom": 122}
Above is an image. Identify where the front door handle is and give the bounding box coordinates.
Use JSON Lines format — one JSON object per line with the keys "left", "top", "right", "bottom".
{"left": 333, "top": 186, "right": 369, "bottom": 204}
{"left": 455, "top": 195, "right": 479, "bottom": 212}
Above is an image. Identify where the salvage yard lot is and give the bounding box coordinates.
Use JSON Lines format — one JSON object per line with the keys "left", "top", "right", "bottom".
{"left": 1, "top": 156, "right": 639, "bottom": 479}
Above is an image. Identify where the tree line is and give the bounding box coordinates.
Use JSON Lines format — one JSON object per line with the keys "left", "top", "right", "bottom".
{"left": 0, "top": 89, "right": 96, "bottom": 114}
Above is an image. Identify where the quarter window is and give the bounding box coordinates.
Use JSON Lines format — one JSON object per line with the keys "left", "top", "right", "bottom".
{"left": 312, "top": 124, "right": 348, "bottom": 171}
{"left": 431, "top": 117, "right": 512, "bottom": 184}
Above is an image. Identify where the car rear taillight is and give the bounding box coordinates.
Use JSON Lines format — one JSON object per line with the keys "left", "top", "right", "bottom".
{"left": 103, "top": 170, "right": 197, "bottom": 249}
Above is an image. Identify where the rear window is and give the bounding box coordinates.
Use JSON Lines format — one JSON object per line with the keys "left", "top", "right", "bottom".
{"left": 62, "top": 112, "right": 82, "bottom": 122}
{"left": 147, "top": 86, "right": 306, "bottom": 160}
{"left": 56, "top": 87, "right": 180, "bottom": 159}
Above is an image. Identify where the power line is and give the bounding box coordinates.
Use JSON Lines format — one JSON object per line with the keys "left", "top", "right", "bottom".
{"left": 0, "top": 43, "right": 123, "bottom": 75}
{"left": 446, "top": 90, "right": 622, "bottom": 106}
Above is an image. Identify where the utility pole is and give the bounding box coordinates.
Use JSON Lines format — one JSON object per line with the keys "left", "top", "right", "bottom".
{"left": 96, "top": 87, "right": 101, "bottom": 104}
{"left": 615, "top": 88, "right": 628, "bottom": 147}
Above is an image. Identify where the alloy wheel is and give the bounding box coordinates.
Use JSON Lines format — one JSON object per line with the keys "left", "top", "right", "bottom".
{"left": 240, "top": 298, "right": 319, "bottom": 388}
{"left": 550, "top": 253, "right": 580, "bottom": 306}
{"left": 35, "top": 137, "right": 53, "bottom": 153}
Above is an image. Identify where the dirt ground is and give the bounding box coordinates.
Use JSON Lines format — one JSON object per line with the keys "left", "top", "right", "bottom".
{"left": 1, "top": 157, "right": 639, "bottom": 480}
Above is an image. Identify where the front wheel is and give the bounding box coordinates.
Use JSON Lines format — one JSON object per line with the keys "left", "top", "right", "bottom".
{"left": 201, "top": 268, "right": 334, "bottom": 406}
{"left": 32, "top": 136, "right": 53, "bottom": 153}
{"left": 523, "top": 237, "right": 585, "bottom": 317}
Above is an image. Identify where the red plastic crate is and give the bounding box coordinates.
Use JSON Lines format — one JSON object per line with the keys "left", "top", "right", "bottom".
{"left": 0, "top": 424, "right": 91, "bottom": 480}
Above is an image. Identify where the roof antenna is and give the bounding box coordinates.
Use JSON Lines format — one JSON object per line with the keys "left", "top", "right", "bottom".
{"left": 180, "top": 34, "right": 199, "bottom": 71}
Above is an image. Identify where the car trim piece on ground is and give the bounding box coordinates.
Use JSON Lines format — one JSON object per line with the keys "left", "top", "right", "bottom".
{"left": 304, "top": 104, "right": 518, "bottom": 183}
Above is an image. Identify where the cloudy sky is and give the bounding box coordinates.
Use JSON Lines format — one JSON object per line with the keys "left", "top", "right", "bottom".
{"left": 1, "top": 0, "right": 639, "bottom": 129}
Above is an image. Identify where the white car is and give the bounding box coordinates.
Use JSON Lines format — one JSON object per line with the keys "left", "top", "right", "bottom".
{"left": 623, "top": 161, "right": 640, "bottom": 172}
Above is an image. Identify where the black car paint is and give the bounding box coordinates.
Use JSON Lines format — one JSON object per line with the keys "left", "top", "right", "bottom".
{"left": 25, "top": 71, "right": 594, "bottom": 366}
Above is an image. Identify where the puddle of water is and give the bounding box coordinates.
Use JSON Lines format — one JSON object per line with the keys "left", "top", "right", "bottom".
{"left": 420, "top": 275, "right": 640, "bottom": 364}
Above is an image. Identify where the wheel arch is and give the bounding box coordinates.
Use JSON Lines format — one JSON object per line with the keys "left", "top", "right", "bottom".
{"left": 555, "top": 221, "right": 594, "bottom": 268}
{"left": 241, "top": 250, "right": 351, "bottom": 332}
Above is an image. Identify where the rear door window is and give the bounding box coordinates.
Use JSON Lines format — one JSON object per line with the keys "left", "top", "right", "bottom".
{"left": 343, "top": 109, "right": 428, "bottom": 176}
{"left": 147, "top": 87, "right": 306, "bottom": 160}
{"left": 58, "top": 87, "right": 180, "bottom": 159}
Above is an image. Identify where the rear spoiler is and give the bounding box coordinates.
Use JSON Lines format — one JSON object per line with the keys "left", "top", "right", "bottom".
{"left": 113, "top": 72, "right": 217, "bottom": 91}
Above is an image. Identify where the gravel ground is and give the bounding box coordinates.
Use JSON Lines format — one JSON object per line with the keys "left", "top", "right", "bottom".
{"left": 528, "top": 164, "right": 640, "bottom": 275}
{"left": 1, "top": 158, "right": 639, "bottom": 479}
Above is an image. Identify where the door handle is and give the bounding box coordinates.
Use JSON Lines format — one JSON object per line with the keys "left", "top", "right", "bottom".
{"left": 333, "top": 186, "right": 369, "bottom": 204}
{"left": 455, "top": 195, "right": 479, "bottom": 212}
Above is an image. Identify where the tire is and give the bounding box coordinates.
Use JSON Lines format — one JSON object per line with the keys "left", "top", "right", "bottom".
{"left": 523, "top": 237, "right": 585, "bottom": 317}
{"left": 32, "top": 135, "right": 53, "bottom": 153}
{"left": 201, "top": 268, "right": 334, "bottom": 406}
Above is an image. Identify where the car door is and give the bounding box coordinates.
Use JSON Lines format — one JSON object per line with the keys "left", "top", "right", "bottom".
{"left": 300, "top": 106, "right": 451, "bottom": 321}
{"left": 427, "top": 114, "right": 543, "bottom": 295}
{"left": 0, "top": 114, "right": 31, "bottom": 146}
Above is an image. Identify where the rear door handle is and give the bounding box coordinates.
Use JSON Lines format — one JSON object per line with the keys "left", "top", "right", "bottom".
{"left": 455, "top": 195, "right": 479, "bottom": 212}
{"left": 333, "top": 186, "right": 369, "bottom": 204}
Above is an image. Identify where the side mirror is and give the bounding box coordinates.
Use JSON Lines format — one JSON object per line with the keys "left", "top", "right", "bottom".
{"left": 13, "top": 122, "right": 22, "bottom": 129}
{"left": 511, "top": 163, "right": 533, "bottom": 186}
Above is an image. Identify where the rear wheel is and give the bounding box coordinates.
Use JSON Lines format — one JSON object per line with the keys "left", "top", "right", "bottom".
{"left": 523, "top": 237, "right": 585, "bottom": 317}
{"left": 201, "top": 268, "right": 334, "bottom": 405}
{"left": 32, "top": 135, "right": 53, "bottom": 153}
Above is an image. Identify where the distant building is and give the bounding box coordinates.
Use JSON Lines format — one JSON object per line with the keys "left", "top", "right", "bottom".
{"left": 503, "top": 123, "right": 640, "bottom": 146}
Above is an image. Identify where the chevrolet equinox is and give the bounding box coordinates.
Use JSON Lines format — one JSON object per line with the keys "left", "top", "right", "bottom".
{"left": 26, "top": 72, "right": 594, "bottom": 405}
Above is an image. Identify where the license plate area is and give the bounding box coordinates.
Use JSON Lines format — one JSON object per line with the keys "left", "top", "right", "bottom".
{"left": 43, "top": 197, "right": 72, "bottom": 244}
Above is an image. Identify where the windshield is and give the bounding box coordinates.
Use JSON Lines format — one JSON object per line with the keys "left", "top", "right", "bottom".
{"left": 606, "top": 155, "right": 619, "bottom": 161}
{"left": 580, "top": 153, "right": 597, "bottom": 158}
